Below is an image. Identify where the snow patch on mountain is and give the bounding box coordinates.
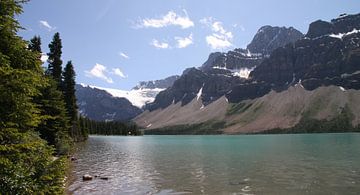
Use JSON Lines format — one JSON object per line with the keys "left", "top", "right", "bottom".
{"left": 80, "top": 83, "right": 165, "bottom": 108}
{"left": 196, "top": 86, "right": 203, "bottom": 101}
{"left": 213, "top": 66, "right": 254, "bottom": 79}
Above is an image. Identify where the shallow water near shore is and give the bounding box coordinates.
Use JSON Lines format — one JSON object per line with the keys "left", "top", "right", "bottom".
{"left": 68, "top": 134, "right": 360, "bottom": 194}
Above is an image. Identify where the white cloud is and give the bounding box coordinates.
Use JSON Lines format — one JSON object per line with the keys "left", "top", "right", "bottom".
{"left": 112, "top": 68, "right": 127, "bottom": 78}
{"left": 206, "top": 34, "right": 232, "bottom": 49}
{"left": 175, "top": 33, "right": 193, "bottom": 48}
{"left": 85, "top": 63, "right": 113, "bottom": 83}
{"left": 39, "top": 20, "right": 56, "bottom": 31}
{"left": 151, "top": 39, "right": 170, "bottom": 49}
{"left": 137, "top": 10, "right": 194, "bottom": 29}
{"left": 40, "top": 53, "right": 48, "bottom": 63}
{"left": 200, "top": 17, "right": 234, "bottom": 50}
{"left": 232, "top": 24, "right": 245, "bottom": 31}
{"left": 119, "top": 52, "right": 129, "bottom": 59}
{"left": 85, "top": 63, "right": 127, "bottom": 83}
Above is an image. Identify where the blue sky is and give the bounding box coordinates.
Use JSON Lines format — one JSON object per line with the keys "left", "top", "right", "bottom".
{"left": 18, "top": 0, "right": 360, "bottom": 90}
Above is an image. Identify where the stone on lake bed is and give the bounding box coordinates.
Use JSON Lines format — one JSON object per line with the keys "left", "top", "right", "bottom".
{"left": 82, "top": 174, "right": 93, "bottom": 181}
{"left": 100, "top": 177, "right": 109, "bottom": 180}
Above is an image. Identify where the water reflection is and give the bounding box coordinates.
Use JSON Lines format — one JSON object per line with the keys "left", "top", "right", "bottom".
{"left": 68, "top": 134, "right": 360, "bottom": 194}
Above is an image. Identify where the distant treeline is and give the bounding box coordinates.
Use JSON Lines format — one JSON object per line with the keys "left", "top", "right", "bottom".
{"left": 79, "top": 117, "right": 142, "bottom": 135}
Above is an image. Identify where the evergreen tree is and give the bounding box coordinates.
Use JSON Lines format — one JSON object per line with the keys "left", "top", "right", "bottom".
{"left": 0, "top": 1, "right": 67, "bottom": 193}
{"left": 35, "top": 78, "right": 71, "bottom": 154}
{"left": 47, "top": 32, "right": 63, "bottom": 85}
{"left": 63, "top": 61, "right": 78, "bottom": 121}
{"left": 28, "top": 35, "right": 41, "bottom": 53}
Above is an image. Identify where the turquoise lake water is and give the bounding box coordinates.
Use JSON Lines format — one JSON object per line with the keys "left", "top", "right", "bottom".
{"left": 68, "top": 134, "right": 360, "bottom": 194}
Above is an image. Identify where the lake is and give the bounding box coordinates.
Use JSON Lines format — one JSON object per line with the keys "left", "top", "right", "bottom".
{"left": 68, "top": 134, "right": 360, "bottom": 194}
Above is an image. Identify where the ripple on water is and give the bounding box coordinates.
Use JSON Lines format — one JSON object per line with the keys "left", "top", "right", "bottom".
{"left": 68, "top": 134, "right": 360, "bottom": 194}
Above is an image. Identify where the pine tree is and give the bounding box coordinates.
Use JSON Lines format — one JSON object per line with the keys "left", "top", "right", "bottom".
{"left": 47, "top": 32, "right": 63, "bottom": 85}
{"left": 63, "top": 61, "right": 78, "bottom": 121}
{"left": 28, "top": 35, "right": 41, "bottom": 53}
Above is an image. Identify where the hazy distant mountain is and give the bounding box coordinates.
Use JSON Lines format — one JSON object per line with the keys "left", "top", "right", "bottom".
{"left": 75, "top": 76, "right": 179, "bottom": 121}
{"left": 136, "top": 13, "right": 360, "bottom": 134}
{"left": 76, "top": 84, "right": 142, "bottom": 121}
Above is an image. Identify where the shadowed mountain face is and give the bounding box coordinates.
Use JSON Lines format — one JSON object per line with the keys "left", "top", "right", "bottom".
{"left": 137, "top": 13, "right": 360, "bottom": 134}
{"left": 233, "top": 13, "right": 360, "bottom": 102}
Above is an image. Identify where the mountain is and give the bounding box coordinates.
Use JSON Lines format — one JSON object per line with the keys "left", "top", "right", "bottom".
{"left": 228, "top": 13, "right": 360, "bottom": 102}
{"left": 247, "top": 26, "right": 304, "bottom": 55}
{"left": 133, "top": 75, "right": 179, "bottom": 90}
{"left": 75, "top": 75, "right": 179, "bottom": 121}
{"left": 147, "top": 25, "right": 304, "bottom": 111}
{"left": 135, "top": 13, "right": 360, "bottom": 134}
{"left": 76, "top": 84, "right": 142, "bottom": 121}
{"left": 135, "top": 85, "right": 360, "bottom": 134}
{"left": 200, "top": 26, "right": 303, "bottom": 71}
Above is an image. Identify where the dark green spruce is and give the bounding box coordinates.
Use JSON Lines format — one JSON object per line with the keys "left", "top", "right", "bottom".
{"left": 63, "top": 61, "right": 77, "bottom": 121}
{"left": 35, "top": 78, "right": 72, "bottom": 154}
{"left": 28, "top": 35, "right": 41, "bottom": 53}
{"left": 47, "top": 32, "right": 63, "bottom": 86}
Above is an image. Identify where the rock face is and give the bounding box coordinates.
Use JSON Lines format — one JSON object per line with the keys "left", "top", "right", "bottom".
{"left": 247, "top": 26, "right": 304, "bottom": 55}
{"left": 75, "top": 84, "right": 142, "bottom": 121}
{"left": 133, "top": 75, "right": 179, "bottom": 90}
{"left": 306, "top": 14, "right": 360, "bottom": 39}
{"left": 146, "top": 68, "right": 247, "bottom": 111}
{"left": 247, "top": 13, "right": 360, "bottom": 94}
{"left": 200, "top": 49, "right": 264, "bottom": 71}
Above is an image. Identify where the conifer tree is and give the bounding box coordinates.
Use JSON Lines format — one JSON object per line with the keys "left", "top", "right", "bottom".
{"left": 28, "top": 35, "right": 41, "bottom": 53}
{"left": 35, "top": 78, "right": 71, "bottom": 153}
{"left": 0, "top": 1, "right": 68, "bottom": 193}
{"left": 47, "top": 32, "right": 63, "bottom": 85}
{"left": 63, "top": 61, "right": 78, "bottom": 121}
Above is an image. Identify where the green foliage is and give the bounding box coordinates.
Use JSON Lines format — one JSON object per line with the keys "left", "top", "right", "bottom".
{"left": 0, "top": 131, "right": 66, "bottom": 194}
{"left": 28, "top": 35, "right": 41, "bottom": 53}
{"left": 35, "top": 78, "right": 71, "bottom": 153}
{"left": 145, "top": 121, "right": 225, "bottom": 135}
{"left": 0, "top": 66, "right": 44, "bottom": 131}
{"left": 1, "top": 1, "right": 79, "bottom": 193}
{"left": 47, "top": 32, "right": 63, "bottom": 85}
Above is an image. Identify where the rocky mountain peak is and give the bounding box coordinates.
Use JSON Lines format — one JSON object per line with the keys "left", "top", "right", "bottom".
{"left": 200, "top": 25, "right": 303, "bottom": 72}
{"left": 247, "top": 25, "right": 304, "bottom": 55}
{"left": 306, "top": 13, "right": 360, "bottom": 38}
